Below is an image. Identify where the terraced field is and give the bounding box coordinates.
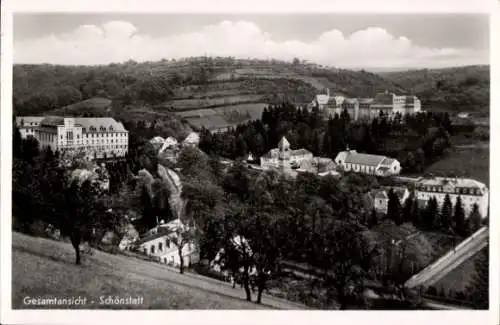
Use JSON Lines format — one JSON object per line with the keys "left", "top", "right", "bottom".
{"left": 176, "top": 103, "right": 267, "bottom": 130}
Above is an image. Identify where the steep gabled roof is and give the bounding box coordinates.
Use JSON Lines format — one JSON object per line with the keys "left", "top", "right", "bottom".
{"left": 278, "top": 136, "right": 290, "bottom": 150}
{"left": 75, "top": 117, "right": 127, "bottom": 132}
{"left": 16, "top": 116, "right": 45, "bottom": 127}
{"left": 344, "top": 152, "right": 387, "bottom": 166}
{"left": 380, "top": 158, "right": 396, "bottom": 166}
{"left": 291, "top": 148, "right": 312, "bottom": 157}
{"left": 372, "top": 92, "right": 394, "bottom": 105}
{"left": 374, "top": 190, "right": 388, "bottom": 200}
{"left": 40, "top": 116, "right": 65, "bottom": 127}
{"left": 262, "top": 148, "right": 279, "bottom": 159}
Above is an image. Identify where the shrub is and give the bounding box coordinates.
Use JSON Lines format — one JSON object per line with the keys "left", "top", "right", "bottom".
{"left": 426, "top": 286, "right": 437, "bottom": 296}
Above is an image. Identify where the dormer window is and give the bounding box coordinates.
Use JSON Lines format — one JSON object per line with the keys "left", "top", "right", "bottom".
{"left": 109, "top": 126, "right": 114, "bottom": 131}
{"left": 100, "top": 126, "right": 106, "bottom": 132}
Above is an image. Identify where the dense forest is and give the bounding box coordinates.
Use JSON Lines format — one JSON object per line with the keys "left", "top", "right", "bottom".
{"left": 199, "top": 103, "right": 454, "bottom": 174}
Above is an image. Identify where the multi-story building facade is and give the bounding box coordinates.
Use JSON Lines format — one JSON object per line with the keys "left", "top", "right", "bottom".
{"left": 29, "top": 116, "right": 128, "bottom": 159}
{"left": 335, "top": 149, "right": 401, "bottom": 177}
{"left": 309, "top": 89, "right": 421, "bottom": 121}
{"left": 415, "top": 177, "right": 489, "bottom": 219}
{"left": 136, "top": 219, "right": 200, "bottom": 267}
{"left": 15, "top": 116, "right": 45, "bottom": 139}
{"left": 371, "top": 91, "right": 421, "bottom": 116}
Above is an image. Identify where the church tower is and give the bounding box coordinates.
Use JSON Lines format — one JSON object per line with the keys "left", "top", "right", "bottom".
{"left": 278, "top": 136, "right": 291, "bottom": 160}
{"left": 277, "top": 136, "right": 291, "bottom": 171}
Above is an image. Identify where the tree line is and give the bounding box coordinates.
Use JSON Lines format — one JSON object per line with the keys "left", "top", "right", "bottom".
{"left": 12, "top": 126, "right": 118, "bottom": 264}
{"left": 382, "top": 189, "right": 485, "bottom": 237}
{"left": 198, "top": 102, "right": 453, "bottom": 174}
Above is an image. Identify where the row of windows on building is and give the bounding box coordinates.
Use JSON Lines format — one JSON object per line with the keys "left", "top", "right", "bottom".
{"left": 62, "top": 132, "right": 127, "bottom": 140}
{"left": 65, "top": 139, "right": 127, "bottom": 145}
{"left": 417, "top": 186, "right": 483, "bottom": 196}
{"left": 144, "top": 240, "right": 194, "bottom": 255}
{"left": 82, "top": 126, "right": 118, "bottom": 132}
{"left": 418, "top": 192, "right": 481, "bottom": 203}
{"left": 345, "top": 164, "right": 377, "bottom": 173}
{"left": 59, "top": 145, "right": 127, "bottom": 150}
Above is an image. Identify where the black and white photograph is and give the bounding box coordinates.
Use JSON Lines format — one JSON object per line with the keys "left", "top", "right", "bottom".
{"left": 0, "top": 0, "right": 498, "bottom": 324}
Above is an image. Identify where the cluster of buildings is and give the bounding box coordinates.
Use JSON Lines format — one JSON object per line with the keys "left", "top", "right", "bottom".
{"left": 258, "top": 137, "right": 488, "bottom": 219}
{"left": 309, "top": 89, "right": 422, "bottom": 121}
{"left": 258, "top": 136, "right": 401, "bottom": 179}
{"left": 16, "top": 116, "right": 129, "bottom": 160}
{"left": 259, "top": 136, "right": 340, "bottom": 177}
{"left": 149, "top": 132, "right": 200, "bottom": 163}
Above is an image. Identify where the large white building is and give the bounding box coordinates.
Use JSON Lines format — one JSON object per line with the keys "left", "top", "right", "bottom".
{"left": 335, "top": 149, "right": 401, "bottom": 177}
{"left": 309, "top": 89, "right": 421, "bottom": 121}
{"left": 25, "top": 116, "right": 128, "bottom": 159}
{"left": 415, "top": 177, "right": 489, "bottom": 219}
{"left": 136, "top": 219, "right": 200, "bottom": 267}
{"left": 15, "top": 116, "right": 45, "bottom": 139}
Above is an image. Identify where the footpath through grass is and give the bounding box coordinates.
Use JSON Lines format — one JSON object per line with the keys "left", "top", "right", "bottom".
{"left": 12, "top": 232, "right": 306, "bottom": 310}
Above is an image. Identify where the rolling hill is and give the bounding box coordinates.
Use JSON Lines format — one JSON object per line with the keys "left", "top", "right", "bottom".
{"left": 13, "top": 57, "right": 407, "bottom": 131}
{"left": 12, "top": 231, "right": 306, "bottom": 309}
{"left": 380, "top": 65, "right": 490, "bottom": 116}
{"left": 13, "top": 59, "right": 489, "bottom": 131}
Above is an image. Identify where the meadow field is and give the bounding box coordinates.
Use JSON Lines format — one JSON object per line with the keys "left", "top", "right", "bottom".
{"left": 12, "top": 232, "right": 305, "bottom": 310}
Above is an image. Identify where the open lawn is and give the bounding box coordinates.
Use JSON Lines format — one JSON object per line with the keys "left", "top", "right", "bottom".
{"left": 176, "top": 103, "right": 267, "bottom": 130}
{"left": 432, "top": 248, "right": 482, "bottom": 294}
{"left": 425, "top": 147, "right": 489, "bottom": 186}
{"left": 12, "top": 232, "right": 306, "bottom": 309}
{"left": 163, "top": 95, "right": 265, "bottom": 111}
{"left": 48, "top": 97, "right": 112, "bottom": 116}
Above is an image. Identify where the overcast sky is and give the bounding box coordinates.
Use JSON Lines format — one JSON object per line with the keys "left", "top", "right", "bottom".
{"left": 13, "top": 13, "right": 489, "bottom": 69}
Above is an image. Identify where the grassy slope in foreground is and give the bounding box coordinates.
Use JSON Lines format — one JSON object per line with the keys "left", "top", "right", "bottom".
{"left": 12, "top": 232, "right": 305, "bottom": 310}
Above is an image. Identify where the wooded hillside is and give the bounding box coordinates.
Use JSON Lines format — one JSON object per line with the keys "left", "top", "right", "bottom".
{"left": 380, "top": 65, "right": 489, "bottom": 115}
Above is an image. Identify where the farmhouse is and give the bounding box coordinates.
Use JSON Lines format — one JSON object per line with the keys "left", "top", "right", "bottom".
{"left": 136, "top": 219, "right": 200, "bottom": 268}
{"left": 335, "top": 149, "right": 401, "bottom": 177}
{"left": 415, "top": 177, "right": 489, "bottom": 218}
